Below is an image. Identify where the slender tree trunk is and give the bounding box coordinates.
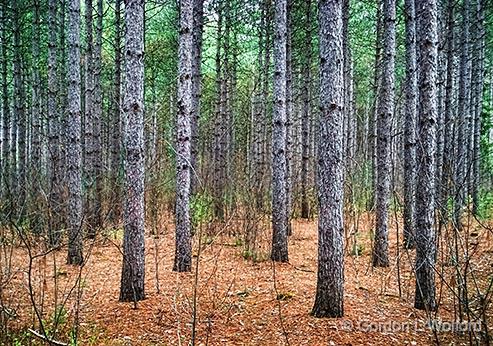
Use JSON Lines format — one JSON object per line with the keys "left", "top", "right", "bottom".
{"left": 403, "top": 0, "right": 417, "bottom": 249}
{"left": 31, "top": 0, "right": 42, "bottom": 192}
{"left": 454, "top": 0, "right": 471, "bottom": 231}
{"left": 1, "top": 0, "right": 9, "bottom": 197}
{"left": 414, "top": 0, "right": 438, "bottom": 311}
{"left": 212, "top": 0, "right": 225, "bottom": 220}
{"left": 110, "top": 0, "right": 122, "bottom": 224}
{"left": 67, "top": 0, "right": 84, "bottom": 265}
{"left": 12, "top": 0, "right": 26, "bottom": 216}
{"left": 372, "top": 0, "right": 395, "bottom": 267}
{"left": 471, "top": 0, "right": 485, "bottom": 215}
{"left": 84, "top": 0, "right": 96, "bottom": 236}
{"left": 270, "top": 0, "right": 288, "bottom": 263}
{"left": 367, "top": 2, "right": 383, "bottom": 210}
{"left": 173, "top": 0, "right": 193, "bottom": 273}
{"left": 312, "top": 0, "right": 344, "bottom": 318}
{"left": 120, "top": 0, "right": 146, "bottom": 300}
{"left": 440, "top": 0, "right": 454, "bottom": 223}
{"left": 48, "top": 0, "right": 62, "bottom": 244}
{"left": 285, "top": 0, "right": 293, "bottom": 235}
{"left": 91, "top": 0, "right": 103, "bottom": 232}
{"left": 300, "top": 0, "right": 312, "bottom": 220}
{"left": 190, "top": 0, "right": 204, "bottom": 195}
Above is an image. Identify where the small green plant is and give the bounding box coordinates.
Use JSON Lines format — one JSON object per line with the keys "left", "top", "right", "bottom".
{"left": 477, "top": 190, "right": 493, "bottom": 220}
{"left": 351, "top": 243, "right": 364, "bottom": 256}
{"left": 242, "top": 249, "right": 269, "bottom": 263}
{"left": 191, "top": 193, "right": 213, "bottom": 228}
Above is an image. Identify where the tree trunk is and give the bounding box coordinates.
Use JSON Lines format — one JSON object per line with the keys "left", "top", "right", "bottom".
{"left": 414, "top": 0, "right": 438, "bottom": 311}
{"left": 312, "top": 0, "right": 344, "bottom": 318}
{"left": 1, "top": 0, "right": 9, "bottom": 197}
{"left": 454, "top": 0, "right": 471, "bottom": 231}
{"left": 403, "top": 0, "right": 417, "bottom": 249}
{"left": 285, "top": 0, "right": 293, "bottom": 236}
{"left": 66, "top": 0, "right": 84, "bottom": 265}
{"left": 300, "top": 0, "right": 312, "bottom": 220}
{"left": 440, "top": 0, "right": 454, "bottom": 224}
{"left": 120, "top": 0, "right": 146, "bottom": 300}
{"left": 190, "top": 0, "right": 204, "bottom": 195}
{"left": 372, "top": 0, "right": 395, "bottom": 267}
{"left": 173, "top": 0, "right": 193, "bottom": 273}
{"left": 471, "top": 0, "right": 485, "bottom": 215}
{"left": 13, "top": 0, "right": 26, "bottom": 217}
{"left": 110, "top": 0, "right": 122, "bottom": 225}
{"left": 91, "top": 0, "right": 103, "bottom": 232}
{"left": 270, "top": 0, "right": 288, "bottom": 263}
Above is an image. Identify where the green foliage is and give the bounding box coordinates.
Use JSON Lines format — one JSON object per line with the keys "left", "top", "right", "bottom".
{"left": 242, "top": 249, "right": 269, "bottom": 263}
{"left": 191, "top": 193, "right": 214, "bottom": 227}
{"left": 350, "top": 242, "right": 364, "bottom": 257}
{"left": 477, "top": 190, "right": 493, "bottom": 220}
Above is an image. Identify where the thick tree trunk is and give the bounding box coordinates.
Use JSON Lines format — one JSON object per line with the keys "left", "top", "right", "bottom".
{"left": 414, "top": 0, "right": 438, "bottom": 311}
{"left": 312, "top": 0, "right": 344, "bottom": 318}
{"left": 372, "top": 0, "right": 395, "bottom": 267}
{"left": 403, "top": 0, "right": 417, "bottom": 249}
{"left": 120, "top": 0, "right": 146, "bottom": 300}
{"left": 173, "top": 0, "right": 193, "bottom": 273}
{"left": 270, "top": 0, "right": 288, "bottom": 263}
{"left": 67, "top": 0, "right": 84, "bottom": 265}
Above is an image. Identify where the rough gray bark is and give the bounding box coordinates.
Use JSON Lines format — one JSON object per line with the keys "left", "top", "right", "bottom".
{"left": 342, "top": 0, "right": 355, "bottom": 171}
{"left": 1, "top": 0, "right": 9, "bottom": 196}
{"left": 110, "top": 0, "right": 122, "bottom": 224}
{"left": 252, "top": 0, "right": 266, "bottom": 211}
{"left": 440, "top": 0, "right": 454, "bottom": 222}
{"left": 300, "top": 0, "right": 312, "bottom": 220}
{"left": 471, "top": 0, "right": 485, "bottom": 215}
{"left": 12, "top": 0, "right": 26, "bottom": 215}
{"left": 84, "top": 0, "right": 97, "bottom": 236}
{"left": 271, "top": 0, "right": 288, "bottom": 263}
{"left": 67, "top": 0, "right": 84, "bottom": 265}
{"left": 31, "top": 0, "right": 42, "bottom": 187}
{"left": 212, "top": 0, "right": 226, "bottom": 220}
{"left": 414, "top": 0, "right": 438, "bottom": 311}
{"left": 91, "top": 0, "right": 103, "bottom": 232}
{"left": 285, "top": 0, "right": 293, "bottom": 236}
{"left": 454, "top": 0, "right": 471, "bottom": 230}
{"left": 120, "top": 0, "right": 146, "bottom": 300}
{"left": 372, "top": 0, "right": 395, "bottom": 267}
{"left": 190, "top": 0, "right": 204, "bottom": 195}
{"left": 312, "top": 0, "right": 344, "bottom": 318}
{"left": 48, "top": 0, "right": 63, "bottom": 245}
{"left": 367, "top": 2, "right": 383, "bottom": 210}
{"left": 403, "top": 0, "right": 417, "bottom": 249}
{"left": 174, "top": 0, "right": 193, "bottom": 273}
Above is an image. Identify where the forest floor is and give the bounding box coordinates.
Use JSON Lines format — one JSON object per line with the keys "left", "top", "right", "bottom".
{"left": 3, "top": 214, "right": 493, "bottom": 345}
